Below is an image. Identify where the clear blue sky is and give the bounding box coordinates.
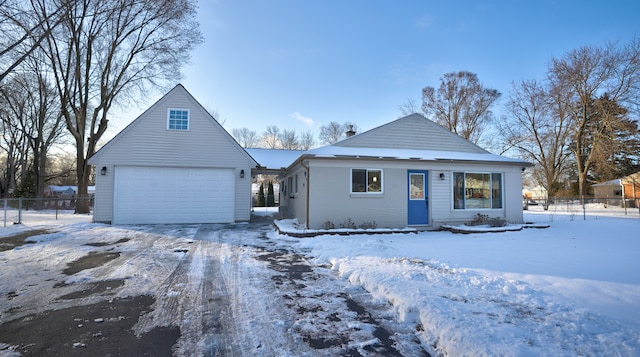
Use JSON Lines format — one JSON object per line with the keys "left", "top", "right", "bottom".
{"left": 107, "top": 0, "right": 640, "bottom": 142}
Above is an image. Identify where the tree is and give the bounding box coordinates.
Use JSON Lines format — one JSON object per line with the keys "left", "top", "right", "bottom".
{"left": 584, "top": 94, "right": 640, "bottom": 182}
{"left": 398, "top": 97, "right": 420, "bottom": 117}
{"left": 266, "top": 181, "right": 274, "bottom": 207}
{"left": 319, "top": 121, "right": 358, "bottom": 144}
{"left": 261, "top": 125, "right": 280, "bottom": 149}
{"left": 299, "top": 130, "right": 316, "bottom": 150}
{"left": 499, "top": 79, "right": 572, "bottom": 206}
{"left": 548, "top": 38, "right": 640, "bottom": 197}
{"left": 0, "top": 0, "right": 65, "bottom": 82}
{"left": 257, "top": 182, "right": 265, "bottom": 207}
{"left": 0, "top": 59, "right": 66, "bottom": 200}
{"left": 31, "top": 0, "right": 202, "bottom": 213}
{"left": 232, "top": 127, "right": 259, "bottom": 148}
{"left": 422, "top": 71, "right": 501, "bottom": 144}
{"left": 278, "top": 129, "right": 299, "bottom": 150}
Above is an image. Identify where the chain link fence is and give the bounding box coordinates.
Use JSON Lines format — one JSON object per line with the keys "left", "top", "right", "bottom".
{"left": 524, "top": 197, "right": 640, "bottom": 219}
{"left": 2, "top": 197, "right": 94, "bottom": 227}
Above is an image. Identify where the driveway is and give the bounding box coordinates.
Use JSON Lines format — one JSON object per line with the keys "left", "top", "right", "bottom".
{"left": 0, "top": 217, "right": 430, "bottom": 356}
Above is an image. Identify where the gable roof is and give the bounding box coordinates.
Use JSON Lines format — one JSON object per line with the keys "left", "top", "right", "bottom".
{"left": 285, "top": 113, "right": 530, "bottom": 168}
{"left": 334, "top": 113, "right": 488, "bottom": 153}
{"left": 89, "top": 84, "right": 257, "bottom": 166}
{"left": 592, "top": 171, "right": 640, "bottom": 187}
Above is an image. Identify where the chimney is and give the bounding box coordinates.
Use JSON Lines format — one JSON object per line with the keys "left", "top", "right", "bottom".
{"left": 346, "top": 124, "right": 356, "bottom": 138}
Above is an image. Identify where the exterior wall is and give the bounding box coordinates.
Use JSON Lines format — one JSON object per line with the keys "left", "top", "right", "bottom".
{"left": 296, "top": 158, "right": 526, "bottom": 230}
{"left": 89, "top": 86, "right": 255, "bottom": 223}
{"left": 280, "top": 164, "right": 308, "bottom": 223}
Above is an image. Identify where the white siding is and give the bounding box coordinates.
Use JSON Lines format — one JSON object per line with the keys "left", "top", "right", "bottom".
{"left": 89, "top": 85, "right": 255, "bottom": 223}
{"left": 296, "top": 158, "right": 525, "bottom": 230}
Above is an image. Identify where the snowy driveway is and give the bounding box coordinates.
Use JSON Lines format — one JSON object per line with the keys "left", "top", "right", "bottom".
{"left": 0, "top": 219, "right": 429, "bottom": 356}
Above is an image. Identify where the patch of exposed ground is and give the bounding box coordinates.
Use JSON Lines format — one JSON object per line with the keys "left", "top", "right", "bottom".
{"left": 62, "top": 251, "right": 121, "bottom": 275}
{"left": 56, "top": 279, "right": 126, "bottom": 300}
{"left": 84, "top": 238, "right": 130, "bottom": 247}
{"left": 254, "top": 241, "right": 430, "bottom": 356}
{"left": 0, "top": 229, "right": 49, "bottom": 251}
{"left": 0, "top": 295, "right": 180, "bottom": 357}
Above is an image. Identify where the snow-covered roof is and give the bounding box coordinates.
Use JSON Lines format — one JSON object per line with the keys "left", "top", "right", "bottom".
{"left": 302, "top": 146, "right": 530, "bottom": 165}
{"left": 592, "top": 179, "right": 623, "bottom": 187}
{"left": 46, "top": 185, "right": 96, "bottom": 193}
{"left": 245, "top": 148, "right": 304, "bottom": 170}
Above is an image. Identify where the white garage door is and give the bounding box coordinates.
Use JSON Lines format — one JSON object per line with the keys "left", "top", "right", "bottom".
{"left": 113, "top": 166, "right": 235, "bottom": 224}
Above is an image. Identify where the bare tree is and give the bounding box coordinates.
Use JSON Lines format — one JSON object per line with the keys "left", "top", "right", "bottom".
{"left": 0, "top": 63, "right": 66, "bottom": 199}
{"left": 548, "top": 38, "right": 640, "bottom": 197}
{"left": 319, "top": 121, "right": 358, "bottom": 144}
{"left": 29, "top": 0, "right": 202, "bottom": 212}
{"left": 0, "top": 84, "right": 30, "bottom": 196}
{"left": 398, "top": 97, "right": 421, "bottom": 117}
{"left": 232, "top": 127, "right": 259, "bottom": 148}
{"left": 499, "top": 79, "right": 572, "bottom": 206}
{"left": 422, "top": 71, "right": 501, "bottom": 144}
{"left": 0, "top": 0, "right": 68, "bottom": 83}
{"left": 299, "top": 130, "right": 316, "bottom": 150}
{"left": 278, "top": 129, "right": 299, "bottom": 150}
{"left": 261, "top": 125, "right": 281, "bottom": 149}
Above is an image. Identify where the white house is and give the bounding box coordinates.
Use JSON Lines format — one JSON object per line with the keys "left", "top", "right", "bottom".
{"left": 89, "top": 85, "right": 531, "bottom": 229}
{"left": 278, "top": 114, "right": 532, "bottom": 230}
{"left": 88, "top": 84, "right": 257, "bottom": 224}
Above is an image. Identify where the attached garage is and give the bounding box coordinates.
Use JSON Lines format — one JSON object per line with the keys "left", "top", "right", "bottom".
{"left": 113, "top": 166, "right": 235, "bottom": 224}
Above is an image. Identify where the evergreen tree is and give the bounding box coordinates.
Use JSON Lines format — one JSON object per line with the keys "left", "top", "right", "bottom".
{"left": 267, "top": 181, "right": 275, "bottom": 207}
{"left": 257, "top": 183, "right": 266, "bottom": 207}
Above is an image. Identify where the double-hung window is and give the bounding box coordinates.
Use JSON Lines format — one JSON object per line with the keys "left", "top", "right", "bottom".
{"left": 453, "top": 172, "right": 502, "bottom": 209}
{"left": 167, "top": 109, "right": 189, "bottom": 130}
{"left": 351, "top": 169, "right": 383, "bottom": 193}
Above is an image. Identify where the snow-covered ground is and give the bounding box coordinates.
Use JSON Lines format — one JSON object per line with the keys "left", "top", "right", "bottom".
{"left": 288, "top": 204, "right": 640, "bottom": 356}
{"left": 1, "top": 204, "right": 639, "bottom": 356}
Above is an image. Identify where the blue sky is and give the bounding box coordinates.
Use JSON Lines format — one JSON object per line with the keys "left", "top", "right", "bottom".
{"left": 108, "top": 0, "right": 640, "bottom": 143}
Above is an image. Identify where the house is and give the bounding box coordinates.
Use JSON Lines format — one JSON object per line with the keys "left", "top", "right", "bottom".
{"left": 44, "top": 185, "right": 95, "bottom": 197}
{"left": 592, "top": 172, "right": 640, "bottom": 207}
{"left": 88, "top": 84, "right": 257, "bottom": 224}
{"left": 89, "top": 84, "right": 531, "bottom": 228}
{"left": 278, "top": 114, "right": 532, "bottom": 230}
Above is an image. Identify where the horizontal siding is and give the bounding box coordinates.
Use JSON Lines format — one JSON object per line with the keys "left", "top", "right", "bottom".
{"left": 298, "top": 158, "right": 525, "bottom": 230}
{"left": 338, "top": 114, "right": 486, "bottom": 153}
{"left": 89, "top": 85, "right": 255, "bottom": 223}
{"left": 92, "top": 88, "right": 253, "bottom": 167}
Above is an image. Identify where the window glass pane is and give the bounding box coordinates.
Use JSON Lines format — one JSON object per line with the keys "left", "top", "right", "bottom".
{"left": 491, "top": 173, "right": 502, "bottom": 208}
{"left": 168, "top": 109, "right": 189, "bottom": 130}
{"left": 368, "top": 170, "right": 382, "bottom": 192}
{"left": 465, "top": 173, "right": 490, "bottom": 208}
{"left": 352, "top": 169, "right": 366, "bottom": 192}
{"left": 453, "top": 172, "right": 465, "bottom": 209}
{"left": 410, "top": 173, "right": 424, "bottom": 200}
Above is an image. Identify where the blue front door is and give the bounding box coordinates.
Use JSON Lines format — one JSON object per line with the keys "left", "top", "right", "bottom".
{"left": 408, "top": 170, "right": 429, "bottom": 225}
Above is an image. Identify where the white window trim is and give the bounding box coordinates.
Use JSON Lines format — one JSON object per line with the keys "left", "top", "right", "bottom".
{"left": 167, "top": 108, "right": 190, "bottom": 131}
{"left": 453, "top": 171, "right": 503, "bottom": 210}
{"left": 350, "top": 168, "right": 384, "bottom": 194}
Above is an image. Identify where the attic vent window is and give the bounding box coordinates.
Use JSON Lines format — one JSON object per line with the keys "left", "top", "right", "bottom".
{"left": 167, "top": 109, "right": 189, "bottom": 130}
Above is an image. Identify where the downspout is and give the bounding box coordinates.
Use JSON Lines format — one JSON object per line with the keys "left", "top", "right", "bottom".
{"left": 300, "top": 160, "right": 310, "bottom": 229}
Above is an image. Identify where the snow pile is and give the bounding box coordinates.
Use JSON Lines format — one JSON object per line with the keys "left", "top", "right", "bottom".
{"left": 293, "top": 211, "right": 640, "bottom": 355}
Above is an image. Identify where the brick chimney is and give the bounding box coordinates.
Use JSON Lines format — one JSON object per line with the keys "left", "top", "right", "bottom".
{"left": 346, "top": 124, "right": 356, "bottom": 138}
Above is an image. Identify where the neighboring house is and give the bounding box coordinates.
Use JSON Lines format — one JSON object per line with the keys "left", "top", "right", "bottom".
{"left": 88, "top": 84, "right": 257, "bottom": 224}
{"left": 44, "top": 185, "right": 95, "bottom": 196}
{"left": 522, "top": 185, "right": 548, "bottom": 201}
{"left": 592, "top": 172, "right": 640, "bottom": 207}
{"left": 278, "top": 114, "right": 532, "bottom": 230}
